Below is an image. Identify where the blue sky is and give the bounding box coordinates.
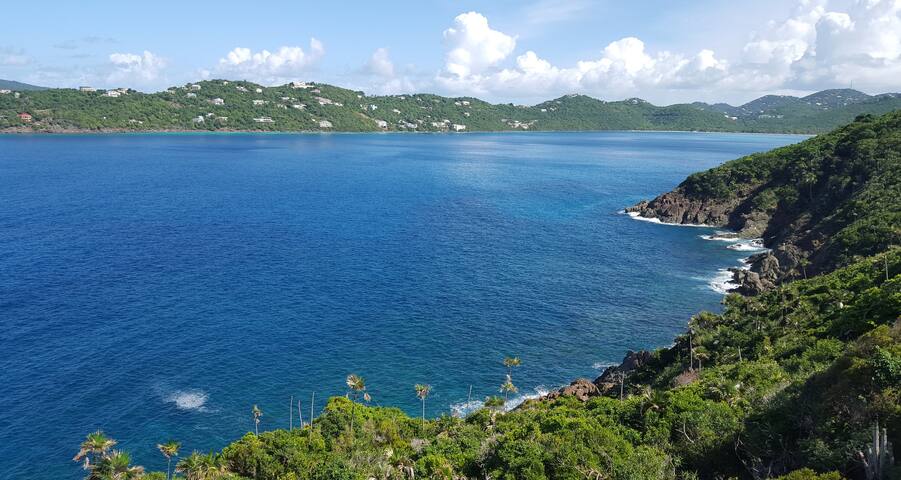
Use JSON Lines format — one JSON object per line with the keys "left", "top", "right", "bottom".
{"left": 2, "top": 0, "right": 899, "bottom": 104}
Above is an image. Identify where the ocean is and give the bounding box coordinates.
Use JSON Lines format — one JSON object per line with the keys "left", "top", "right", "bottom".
{"left": 0, "top": 131, "right": 803, "bottom": 478}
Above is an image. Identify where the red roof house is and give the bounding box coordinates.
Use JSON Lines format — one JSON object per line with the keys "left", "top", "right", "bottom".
{"left": 17, "top": 112, "right": 32, "bottom": 123}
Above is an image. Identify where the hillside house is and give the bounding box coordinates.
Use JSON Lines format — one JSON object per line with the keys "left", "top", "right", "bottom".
{"left": 291, "top": 81, "right": 313, "bottom": 89}
{"left": 236, "top": 86, "right": 248, "bottom": 92}
{"left": 253, "top": 117, "right": 274, "bottom": 123}
{"left": 79, "top": 86, "right": 96, "bottom": 92}
{"left": 103, "top": 91, "right": 121, "bottom": 98}
{"left": 0, "top": 89, "right": 11, "bottom": 94}
{"left": 190, "top": 84, "right": 202, "bottom": 90}
{"left": 253, "top": 100, "right": 268, "bottom": 106}
{"left": 452, "top": 124, "right": 466, "bottom": 131}
{"left": 319, "top": 120, "right": 333, "bottom": 128}
{"left": 17, "top": 112, "right": 32, "bottom": 123}
{"left": 292, "top": 104, "right": 306, "bottom": 110}
{"left": 186, "top": 93, "right": 197, "bottom": 98}
{"left": 210, "top": 98, "right": 225, "bottom": 105}
{"left": 375, "top": 120, "right": 388, "bottom": 129}
{"left": 255, "top": 88, "right": 263, "bottom": 93}
{"left": 192, "top": 116, "right": 205, "bottom": 123}
{"left": 316, "top": 97, "right": 334, "bottom": 105}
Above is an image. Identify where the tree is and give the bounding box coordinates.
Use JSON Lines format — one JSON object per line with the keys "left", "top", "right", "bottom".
{"left": 157, "top": 441, "right": 181, "bottom": 480}
{"left": 252, "top": 405, "right": 262, "bottom": 436}
{"left": 346, "top": 374, "right": 370, "bottom": 439}
{"left": 74, "top": 431, "right": 117, "bottom": 470}
{"left": 503, "top": 356, "right": 521, "bottom": 379}
{"left": 500, "top": 374, "right": 518, "bottom": 403}
{"left": 414, "top": 384, "right": 431, "bottom": 434}
{"left": 176, "top": 451, "right": 224, "bottom": 480}
{"left": 88, "top": 450, "right": 144, "bottom": 480}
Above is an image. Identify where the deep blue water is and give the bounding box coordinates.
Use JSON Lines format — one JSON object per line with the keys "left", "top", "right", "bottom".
{"left": 0, "top": 131, "right": 803, "bottom": 478}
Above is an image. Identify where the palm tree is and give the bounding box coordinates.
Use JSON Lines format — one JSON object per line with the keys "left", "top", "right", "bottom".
{"left": 74, "top": 431, "right": 117, "bottom": 470}
{"left": 414, "top": 384, "right": 431, "bottom": 433}
{"left": 500, "top": 374, "right": 518, "bottom": 403}
{"left": 346, "top": 374, "right": 370, "bottom": 438}
{"left": 252, "top": 404, "right": 263, "bottom": 436}
{"left": 157, "top": 440, "right": 181, "bottom": 480}
{"left": 88, "top": 450, "right": 144, "bottom": 480}
{"left": 503, "top": 356, "right": 521, "bottom": 378}
{"left": 176, "top": 451, "right": 224, "bottom": 480}
{"left": 176, "top": 451, "right": 204, "bottom": 480}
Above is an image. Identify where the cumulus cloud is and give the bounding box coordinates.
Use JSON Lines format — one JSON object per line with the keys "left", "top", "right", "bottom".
{"left": 107, "top": 50, "right": 166, "bottom": 85}
{"left": 433, "top": 2, "right": 901, "bottom": 102}
{"left": 366, "top": 48, "right": 395, "bottom": 77}
{"left": 438, "top": 33, "right": 728, "bottom": 99}
{"left": 217, "top": 39, "right": 324, "bottom": 84}
{"left": 442, "top": 12, "right": 516, "bottom": 78}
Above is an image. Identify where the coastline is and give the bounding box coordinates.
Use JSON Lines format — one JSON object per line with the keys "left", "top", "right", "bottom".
{"left": 0, "top": 126, "right": 818, "bottom": 136}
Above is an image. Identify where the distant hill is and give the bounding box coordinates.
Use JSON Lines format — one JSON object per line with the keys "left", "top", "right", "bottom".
{"left": 1, "top": 80, "right": 900, "bottom": 134}
{"left": 0, "top": 79, "right": 47, "bottom": 91}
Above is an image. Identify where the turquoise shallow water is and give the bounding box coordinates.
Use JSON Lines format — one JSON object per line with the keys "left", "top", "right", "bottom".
{"left": 0, "top": 131, "right": 803, "bottom": 478}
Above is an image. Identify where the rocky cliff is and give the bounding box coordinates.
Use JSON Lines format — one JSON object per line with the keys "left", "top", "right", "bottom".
{"left": 626, "top": 112, "right": 901, "bottom": 295}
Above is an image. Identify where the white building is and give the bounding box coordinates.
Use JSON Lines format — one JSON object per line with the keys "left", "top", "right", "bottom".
{"left": 186, "top": 93, "right": 197, "bottom": 98}
{"left": 291, "top": 81, "right": 313, "bottom": 89}
{"left": 210, "top": 98, "right": 225, "bottom": 106}
{"left": 375, "top": 120, "right": 388, "bottom": 129}
{"left": 392, "top": 109, "right": 401, "bottom": 114}
{"left": 0, "top": 89, "right": 11, "bottom": 94}
{"left": 452, "top": 124, "right": 466, "bottom": 131}
{"left": 192, "top": 116, "right": 205, "bottom": 123}
{"left": 292, "top": 104, "right": 307, "bottom": 110}
{"left": 255, "top": 88, "right": 263, "bottom": 93}
{"left": 319, "top": 120, "right": 333, "bottom": 128}
{"left": 253, "top": 117, "right": 275, "bottom": 123}
{"left": 79, "top": 86, "right": 96, "bottom": 92}
{"left": 253, "top": 100, "right": 268, "bottom": 106}
{"left": 236, "top": 86, "right": 248, "bottom": 92}
{"left": 103, "top": 91, "right": 121, "bottom": 98}
{"left": 190, "top": 84, "right": 202, "bottom": 90}
{"left": 316, "top": 97, "right": 334, "bottom": 105}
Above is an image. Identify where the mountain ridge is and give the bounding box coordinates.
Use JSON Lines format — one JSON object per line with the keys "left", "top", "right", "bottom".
{"left": 2, "top": 79, "right": 900, "bottom": 134}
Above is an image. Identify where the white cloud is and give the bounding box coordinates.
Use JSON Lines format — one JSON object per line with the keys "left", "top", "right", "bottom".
{"left": 431, "top": 3, "right": 901, "bottom": 103}
{"left": 736, "top": 0, "right": 901, "bottom": 91}
{"left": 366, "top": 48, "right": 395, "bottom": 77}
{"left": 107, "top": 50, "right": 166, "bottom": 85}
{"left": 217, "top": 39, "right": 324, "bottom": 84}
{"left": 442, "top": 12, "right": 516, "bottom": 78}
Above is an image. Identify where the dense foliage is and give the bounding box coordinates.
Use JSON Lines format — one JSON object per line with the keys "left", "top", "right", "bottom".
{"left": 2, "top": 81, "right": 900, "bottom": 134}
{"left": 680, "top": 111, "right": 901, "bottom": 275}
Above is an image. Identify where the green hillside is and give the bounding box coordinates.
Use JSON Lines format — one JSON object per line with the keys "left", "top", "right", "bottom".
{"left": 2, "top": 80, "right": 900, "bottom": 134}
{"left": 0, "top": 78, "right": 47, "bottom": 91}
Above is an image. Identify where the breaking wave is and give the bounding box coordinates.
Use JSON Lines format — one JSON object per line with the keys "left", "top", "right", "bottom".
{"left": 165, "top": 389, "right": 210, "bottom": 412}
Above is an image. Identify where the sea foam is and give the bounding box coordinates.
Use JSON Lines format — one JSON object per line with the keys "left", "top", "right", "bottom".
{"left": 726, "top": 239, "right": 767, "bottom": 251}
{"left": 449, "top": 386, "right": 552, "bottom": 416}
{"left": 165, "top": 390, "right": 209, "bottom": 412}
{"left": 624, "top": 210, "right": 712, "bottom": 227}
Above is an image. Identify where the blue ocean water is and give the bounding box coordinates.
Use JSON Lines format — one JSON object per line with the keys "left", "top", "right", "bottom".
{"left": 0, "top": 131, "right": 803, "bottom": 478}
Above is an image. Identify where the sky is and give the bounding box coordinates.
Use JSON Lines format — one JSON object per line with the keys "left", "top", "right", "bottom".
{"left": 1, "top": 0, "right": 900, "bottom": 105}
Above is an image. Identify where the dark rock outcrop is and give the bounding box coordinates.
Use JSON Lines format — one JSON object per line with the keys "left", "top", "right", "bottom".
{"left": 546, "top": 350, "right": 652, "bottom": 402}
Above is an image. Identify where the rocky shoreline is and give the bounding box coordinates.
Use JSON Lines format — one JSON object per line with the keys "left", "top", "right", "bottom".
{"left": 625, "top": 187, "right": 808, "bottom": 296}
